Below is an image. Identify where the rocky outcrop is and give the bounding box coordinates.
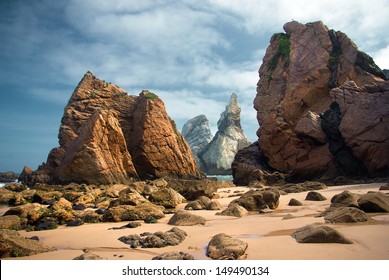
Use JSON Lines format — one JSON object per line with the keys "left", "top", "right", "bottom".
{"left": 0, "top": 229, "right": 55, "bottom": 258}
{"left": 232, "top": 20, "right": 387, "bottom": 184}
{"left": 199, "top": 93, "right": 250, "bottom": 175}
{"left": 23, "top": 72, "right": 202, "bottom": 185}
{"left": 182, "top": 115, "right": 213, "bottom": 170}
{"left": 0, "top": 171, "right": 17, "bottom": 183}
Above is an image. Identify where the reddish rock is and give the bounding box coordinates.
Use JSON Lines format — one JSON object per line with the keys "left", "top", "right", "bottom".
{"left": 22, "top": 72, "right": 202, "bottom": 185}
{"left": 240, "top": 20, "right": 387, "bottom": 182}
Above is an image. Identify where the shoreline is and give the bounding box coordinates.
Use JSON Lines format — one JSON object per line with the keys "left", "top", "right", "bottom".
{"left": 2, "top": 182, "right": 388, "bottom": 260}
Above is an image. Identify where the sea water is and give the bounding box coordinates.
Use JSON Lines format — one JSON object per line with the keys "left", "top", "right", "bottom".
{"left": 206, "top": 175, "right": 233, "bottom": 181}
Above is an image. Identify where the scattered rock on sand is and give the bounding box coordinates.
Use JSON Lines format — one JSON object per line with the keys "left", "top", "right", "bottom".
{"left": 230, "top": 189, "right": 280, "bottom": 211}
{"left": 305, "top": 191, "right": 327, "bottom": 201}
{"left": 324, "top": 207, "right": 368, "bottom": 223}
{"left": 291, "top": 225, "right": 353, "bottom": 244}
{"left": 330, "top": 190, "right": 361, "bottom": 208}
{"left": 168, "top": 210, "right": 206, "bottom": 226}
{"left": 0, "top": 229, "right": 55, "bottom": 258}
{"left": 216, "top": 204, "right": 248, "bottom": 217}
{"left": 288, "top": 198, "right": 303, "bottom": 206}
{"left": 357, "top": 192, "right": 389, "bottom": 212}
{"left": 102, "top": 203, "right": 165, "bottom": 222}
{"left": 119, "top": 227, "right": 187, "bottom": 248}
{"left": 152, "top": 251, "right": 195, "bottom": 260}
{"left": 73, "top": 253, "right": 104, "bottom": 260}
{"left": 206, "top": 233, "right": 248, "bottom": 260}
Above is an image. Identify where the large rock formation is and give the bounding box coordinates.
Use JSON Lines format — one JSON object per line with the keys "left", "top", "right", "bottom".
{"left": 181, "top": 115, "right": 213, "bottom": 171}
{"left": 199, "top": 93, "right": 250, "bottom": 175}
{"left": 25, "top": 72, "right": 202, "bottom": 185}
{"left": 233, "top": 20, "right": 388, "bottom": 184}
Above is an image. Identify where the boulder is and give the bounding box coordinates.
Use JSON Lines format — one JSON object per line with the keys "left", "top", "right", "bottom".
{"left": 206, "top": 200, "right": 222, "bottom": 210}
{"left": 0, "top": 229, "right": 55, "bottom": 258}
{"left": 50, "top": 197, "right": 72, "bottom": 211}
{"left": 109, "top": 190, "right": 149, "bottom": 207}
{"left": 230, "top": 189, "right": 280, "bottom": 211}
{"left": 216, "top": 204, "right": 248, "bottom": 217}
{"left": 73, "top": 253, "right": 104, "bottom": 260}
{"left": 291, "top": 225, "right": 353, "bottom": 244}
{"left": 232, "top": 142, "right": 285, "bottom": 186}
{"left": 199, "top": 93, "right": 251, "bottom": 175}
{"left": 0, "top": 215, "right": 21, "bottom": 230}
{"left": 167, "top": 210, "right": 206, "bottom": 226}
{"left": 206, "top": 233, "right": 248, "bottom": 260}
{"left": 305, "top": 191, "right": 327, "bottom": 201}
{"left": 152, "top": 251, "right": 194, "bottom": 260}
{"left": 280, "top": 181, "right": 327, "bottom": 193}
{"left": 288, "top": 198, "right": 303, "bottom": 206}
{"left": 4, "top": 184, "right": 27, "bottom": 192}
{"left": 103, "top": 203, "right": 165, "bottom": 222}
{"left": 357, "top": 192, "right": 389, "bottom": 212}
{"left": 324, "top": 207, "right": 368, "bottom": 223}
{"left": 119, "top": 227, "right": 187, "bottom": 248}
{"left": 330, "top": 190, "right": 361, "bottom": 208}
{"left": 105, "top": 184, "right": 130, "bottom": 198}
{"left": 164, "top": 177, "right": 220, "bottom": 200}
{"left": 3, "top": 203, "right": 47, "bottom": 224}
{"left": 0, "top": 188, "right": 15, "bottom": 204}
{"left": 148, "top": 187, "right": 185, "bottom": 208}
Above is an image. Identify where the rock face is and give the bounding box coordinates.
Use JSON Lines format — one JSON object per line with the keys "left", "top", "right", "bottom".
{"left": 182, "top": 115, "right": 213, "bottom": 170}
{"left": 199, "top": 93, "right": 250, "bottom": 175}
{"left": 235, "top": 20, "right": 388, "bottom": 184}
{"left": 23, "top": 72, "right": 202, "bottom": 185}
{"left": 0, "top": 171, "right": 17, "bottom": 183}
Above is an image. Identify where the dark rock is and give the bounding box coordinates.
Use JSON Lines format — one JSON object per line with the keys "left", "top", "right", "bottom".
{"left": 72, "top": 204, "right": 86, "bottom": 211}
{"left": 0, "top": 229, "right": 55, "bottom": 258}
{"left": 291, "top": 225, "right": 352, "bottom": 244}
{"left": 4, "top": 184, "right": 27, "bottom": 192}
{"left": 280, "top": 181, "right": 327, "bottom": 193}
{"left": 206, "top": 233, "right": 248, "bottom": 260}
{"left": 119, "top": 227, "right": 187, "bottom": 249}
{"left": 95, "top": 208, "right": 105, "bottom": 215}
{"left": 357, "top": 192, "right": 389, "bottom": 212}
{"left": 148, "top": 187, "right": 185, "bottom": 208}
{"left": 232, "top": 142, "right": 285, "bottom": 186}
{"left": 330, "top": 190, "right": 361, "bottom": 208}
{"left": 324, "top": 207, "right": 368, "bottom": 223}
{"left": 0, "top": 171, "right": 17, "bottom": 183}
{"left": 82, "top": 211, "right": 102, "bottom": 223}
{"left": 152, "top": 251, "right": 195, "bottom": 260}
{"left": 379, "top": 184, "right": 389, "bottom": 191}
{"left": 305, "top": 191, "right": 327, "bottom": 201}
{"left": 66, "top": 219, "right": 84, "bottom": 227}
{"left": 34, "top": 221, "right": 58, "bottom": 231}
{"left": 144, "top": 215, "right": 158, "bottom": 224}
{"left": 288, "top": 198, "right": 303, "bottom": 206}
{"left": 167, "top": 210, "right": 206, "bottom": 226}
{"left": 230, "top": 189, "right": 280, "bottom": 210}
{"left": 163, "top": 177, "right": 220, "bottom": 200}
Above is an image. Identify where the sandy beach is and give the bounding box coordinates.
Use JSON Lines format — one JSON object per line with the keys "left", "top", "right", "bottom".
{"left": 4, "top": 182, "right": 388, "bottom": 260}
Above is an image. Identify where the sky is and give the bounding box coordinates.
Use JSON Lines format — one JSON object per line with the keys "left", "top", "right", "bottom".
{"left": 1, "top": 0, "right": 388, "bottom": 172}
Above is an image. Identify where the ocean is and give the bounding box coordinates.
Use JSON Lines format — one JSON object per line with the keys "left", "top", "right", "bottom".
{"left": 206, "top": 175, "right": 233, "bottom": 181}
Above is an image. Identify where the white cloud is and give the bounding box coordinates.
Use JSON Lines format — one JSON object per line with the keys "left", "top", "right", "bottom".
{"left": 373, "top": 46, "right": 389, "bottom": 70}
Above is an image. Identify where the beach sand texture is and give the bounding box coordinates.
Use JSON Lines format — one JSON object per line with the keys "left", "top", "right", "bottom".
{"left": 7, "top": 183, "right": 389, "bottom": 260}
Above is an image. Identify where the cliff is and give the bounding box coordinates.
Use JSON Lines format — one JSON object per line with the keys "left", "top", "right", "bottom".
{"left": 233, "top": 21, "right": 388, "bottom": 184}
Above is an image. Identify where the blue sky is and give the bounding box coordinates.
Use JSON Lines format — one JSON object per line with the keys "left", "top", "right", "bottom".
{"left": 1, "top": 0, "right": 389, "bottom": 172}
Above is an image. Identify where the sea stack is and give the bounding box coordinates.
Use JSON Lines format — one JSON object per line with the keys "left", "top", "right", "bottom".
{"left": 199, "top": 93, "right": 250, "bottom": 175}
{"left": 232, "top": 20, "right": 388, "bottom": 185}
{"left": 23, "top": 72, "right": 203, "bottom": 185}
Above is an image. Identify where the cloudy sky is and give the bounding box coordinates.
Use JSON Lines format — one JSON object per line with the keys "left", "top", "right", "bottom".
{"left": 1, "top": 0, "right": 388, "bottom": 172}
